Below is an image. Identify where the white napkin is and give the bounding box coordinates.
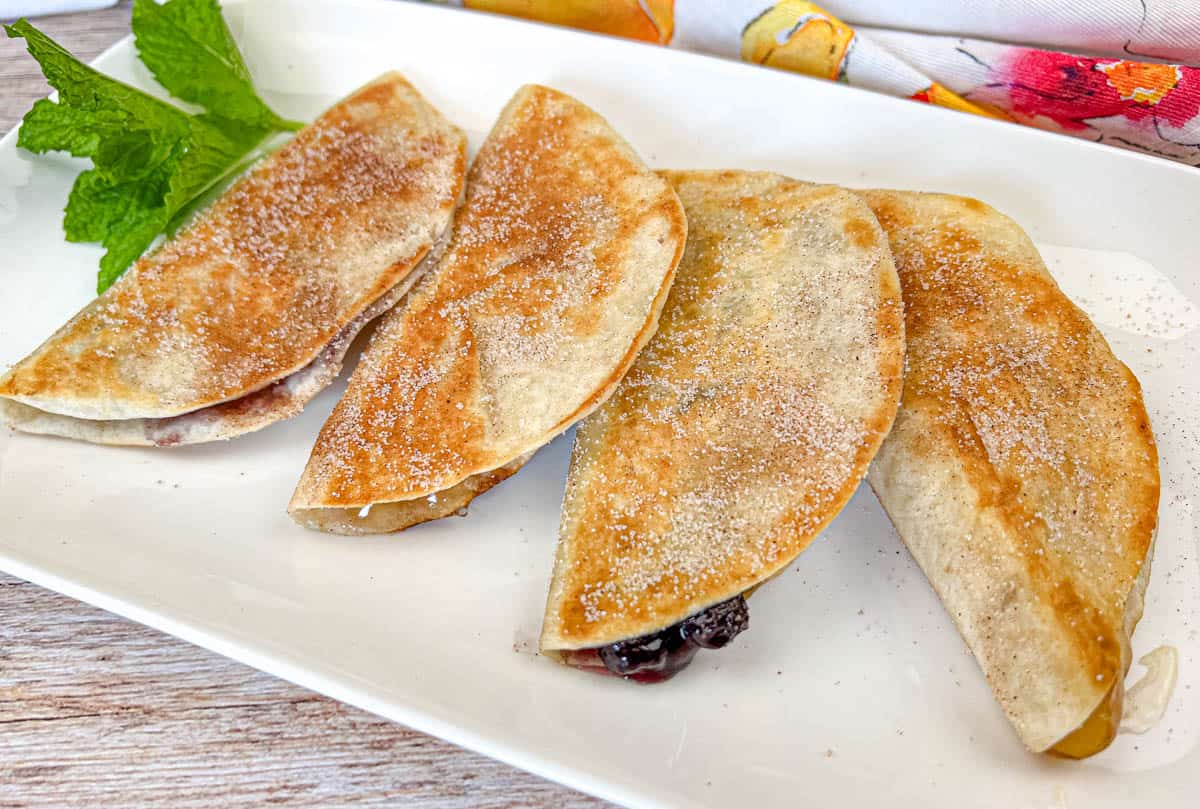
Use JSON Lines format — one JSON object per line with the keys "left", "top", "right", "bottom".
{"left": 818, "top": 0, "right": 1199, "bottom": 63}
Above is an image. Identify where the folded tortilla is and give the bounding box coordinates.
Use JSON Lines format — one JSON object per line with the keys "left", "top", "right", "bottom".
{"left": 540, "top": 171, "right": 905, "bottom": 656}
{"left": 289, "top": 85, "right": 687, "bottom": 534}
{"left": 860, "top": 190, "right": 1160, "bottom": 757}
{"left": 0, "top": 72, "right": 466, "bottom": 445}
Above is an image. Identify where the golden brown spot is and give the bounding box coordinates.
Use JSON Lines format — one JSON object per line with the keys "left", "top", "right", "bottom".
{"left": 843, "top": 217, "right": 877, "bottom": 250}
{"left": 350, "top": 79, "right": 399, "bottom": 110}
{"left": 960, "top": 196, "right": 989, "bottom": 215}
{"left": 736, "top": 195, "right": 762, "bottom": 217}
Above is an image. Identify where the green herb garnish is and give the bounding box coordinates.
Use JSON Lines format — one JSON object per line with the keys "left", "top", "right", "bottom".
{"left": 4, "top": 0, "right": 301, "bottom": 293}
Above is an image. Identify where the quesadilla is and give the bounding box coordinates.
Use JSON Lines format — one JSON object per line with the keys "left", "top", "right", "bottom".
{"left": 540, "top": 170, "right": 905, "bottom": 681}
{"left": 861, "top": 190, "right": 1160, "bottom": 757}
{"left": 0, "top": 72, "right": 466, "bottom": 446}
{"left": 289, "top": 85, "right": 687, "bottom": 534}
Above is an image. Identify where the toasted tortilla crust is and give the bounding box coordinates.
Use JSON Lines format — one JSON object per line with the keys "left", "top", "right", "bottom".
{"left": 0, "top": 72, "right": 467, "bottom": 438}
{"left": 540, "top": 171, "right": 905, "bottom": 651}
{"left": 289, "top": 85, "right": 687, "bottom": 533}
{"left": 861, "top": 190, "right": 1159, "bottom": 755}
{"left": 292, "top": 452, "right": 534, "bottom": 535}
{"left": 0, "top": 253, "right": 432, "bottom": 445}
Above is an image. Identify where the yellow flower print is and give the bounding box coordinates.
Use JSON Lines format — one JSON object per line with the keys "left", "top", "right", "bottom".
{"left": 740, "top": 1, "right": 855, "bottom": 81}
{"left": 1096, "top": 61, "right": 1182, "bottom": 105}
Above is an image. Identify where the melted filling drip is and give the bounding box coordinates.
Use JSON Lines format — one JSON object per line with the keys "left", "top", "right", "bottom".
{"left": 565, "top": 595, "right": 749, "bottom": 684}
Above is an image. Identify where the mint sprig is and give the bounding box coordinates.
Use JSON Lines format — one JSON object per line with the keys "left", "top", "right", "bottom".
{"left": 5, "top": 0, "right": 300, "bottom": 293}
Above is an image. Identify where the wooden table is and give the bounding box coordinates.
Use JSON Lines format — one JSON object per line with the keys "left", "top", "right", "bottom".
{"left": 0, "top": 6, "right": 609, "bottom": 807}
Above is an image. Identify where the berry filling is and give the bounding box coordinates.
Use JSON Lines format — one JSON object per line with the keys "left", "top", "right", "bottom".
{"left": 564, "top": 595, "right": 750, "bottom": 683}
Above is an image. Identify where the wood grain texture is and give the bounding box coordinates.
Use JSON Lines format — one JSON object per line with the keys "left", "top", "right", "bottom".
{"left": 0, "top": 573, "right": 609, "bottom": 809}
{"left": 0, "top": 7, "right": 610, "bottom": 807}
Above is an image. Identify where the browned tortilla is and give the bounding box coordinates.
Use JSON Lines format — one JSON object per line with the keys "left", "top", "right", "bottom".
{"left": 290, "top": 85, "right": 687, "bottom": 533}
{"left": 541, "top": 170, "right": 905, "bottom": 652}
{"left": 862, "top": 189, "right": 1159, "bottom": 756}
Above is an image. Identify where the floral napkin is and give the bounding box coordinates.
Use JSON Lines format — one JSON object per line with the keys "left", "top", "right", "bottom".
{"left": 441, "top": 0, "right": 1199, "bottom": 167}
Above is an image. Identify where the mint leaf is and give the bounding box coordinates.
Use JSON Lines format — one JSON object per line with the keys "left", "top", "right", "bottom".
{"left": 18, "top": 99, "right": 143, "bottom": 161}
{"left": 132, "top": 0, "right": 300, "bottom": 132}
{"left": 97, "top": 213, "right": 166, "bottom": 292}
{"left": 19, "top": 96, "right": 184, "bottom": 186}
{"left": 62, "top": 167, "right": 173, "bottom": 291}
{"left": 165, "top": 112, "right": 267, "bottom": 211}
{"left": 65, "top": 171, "right": 161, "bottom": 243}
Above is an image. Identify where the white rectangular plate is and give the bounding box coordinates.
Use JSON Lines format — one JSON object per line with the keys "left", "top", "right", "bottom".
{"left": 2, "top": 2, "right": 1198, "bottom": 807}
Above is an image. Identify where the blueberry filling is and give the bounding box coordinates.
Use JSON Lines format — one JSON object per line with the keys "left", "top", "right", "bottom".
{"left": 588, "top": 595, "right": 750, "bottom": 683}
